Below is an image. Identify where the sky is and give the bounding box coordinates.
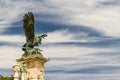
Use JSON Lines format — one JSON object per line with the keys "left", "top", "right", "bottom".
{"left": 0, "top": 0, "right": 120, "bottom": 80}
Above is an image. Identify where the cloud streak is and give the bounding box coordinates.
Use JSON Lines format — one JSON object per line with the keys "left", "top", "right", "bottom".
{"left": 0, "top": 0, "right": 120, "bottom": 37}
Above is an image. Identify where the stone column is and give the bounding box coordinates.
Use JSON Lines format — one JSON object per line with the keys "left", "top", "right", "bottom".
{"left": 21, "top": 63, "right": 27, "bottom": 80}
{"left": 13, "top": 64, "right": 20, "bottom": 80}
{"left": 16, "top": 54, "right": 49, "bottom": 80}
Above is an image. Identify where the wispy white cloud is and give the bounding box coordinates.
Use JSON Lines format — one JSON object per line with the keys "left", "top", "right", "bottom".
{"left": 0, "top": 43, "right": 118, "bottom": 68}
{"left": 0, "top": 0, "right": 120, "bottom": 37}
{"left": 0, "top": 45, "right": 22, "bottom": 68}
{"left": 44, "top": 44, "right": 120, "bottom": 80}
{"left": 43, "top": 29, "right": 94, "bottom": 43}
{"left": 0, "top": 35, "right": 25, "bottom": 43}
{"left": 44, "top": 29, "right": 120, "bottom": 44}
{"left": 0, "top": 29, "right": 111, "bottom": 45}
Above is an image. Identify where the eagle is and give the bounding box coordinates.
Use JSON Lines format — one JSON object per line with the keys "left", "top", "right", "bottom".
{"left": 22, "top": 12, "right": 47, "bottom": 55}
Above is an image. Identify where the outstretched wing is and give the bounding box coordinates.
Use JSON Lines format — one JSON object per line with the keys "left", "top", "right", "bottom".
{"left": 23, "top": 12, "right": 35, "bottom": 42}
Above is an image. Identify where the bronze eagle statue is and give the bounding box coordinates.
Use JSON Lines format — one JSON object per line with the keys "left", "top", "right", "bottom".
{"left": 22, "top": 12, "right": 47, "bottom": 57}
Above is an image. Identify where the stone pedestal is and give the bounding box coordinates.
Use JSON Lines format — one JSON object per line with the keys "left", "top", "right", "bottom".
{"left": 13, "top": 54, "right": 49, "bottom": 80}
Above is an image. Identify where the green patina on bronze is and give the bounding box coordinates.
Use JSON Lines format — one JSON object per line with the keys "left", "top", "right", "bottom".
{"left": 22, "top": 12, "right": 47, "bottom": 57}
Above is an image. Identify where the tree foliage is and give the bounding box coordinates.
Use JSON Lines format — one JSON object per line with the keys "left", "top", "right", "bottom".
{"left": 0, "top": 76, "right": 13, "bottom": 80}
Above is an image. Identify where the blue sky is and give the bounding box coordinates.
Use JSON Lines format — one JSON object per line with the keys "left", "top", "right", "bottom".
{"left": 0, "top": 0, "right": 120, "bottom": 80}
